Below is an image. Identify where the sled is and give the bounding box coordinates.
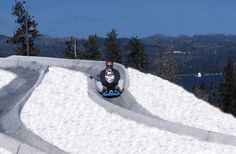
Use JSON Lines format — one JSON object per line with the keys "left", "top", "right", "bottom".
{"left": 101, "top": 90, "right": 121, "bottom": 98}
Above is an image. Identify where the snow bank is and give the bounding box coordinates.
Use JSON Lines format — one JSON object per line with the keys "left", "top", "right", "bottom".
{"left": 128, "top": 68, "right": 236, "bottom": 136}
{"left": 0, "top": 147, "right": 12, "bottom": 154}
{"left": 21, "top": 67, "right": 236, "bottom": 154}
{"left": 0, "top": 69, "right": 16, "bottom": 88}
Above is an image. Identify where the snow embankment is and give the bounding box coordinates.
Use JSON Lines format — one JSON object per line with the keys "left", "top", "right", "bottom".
{"left": 0, "top": 147, "right": 12, "bottom": 154}
{"left": 0, "top": 69, "right": 16, "bottom": 88}
{"left": 128, "top": 68, "right": 236, "bottom": 136}
{"left": 21, "top": 67, "right": 236, "bottom": 154}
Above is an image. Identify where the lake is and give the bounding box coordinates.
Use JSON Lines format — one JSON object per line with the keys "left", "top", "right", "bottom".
{"left": 176, "top": 74, "right": 224, "bottom": 92}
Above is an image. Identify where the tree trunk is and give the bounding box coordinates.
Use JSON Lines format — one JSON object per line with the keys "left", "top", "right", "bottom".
{"left": 25, "top": 15, "right": 29, "bottom": 56}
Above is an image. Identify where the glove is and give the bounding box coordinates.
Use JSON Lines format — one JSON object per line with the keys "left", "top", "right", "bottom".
{"left": 102, "top": 86, "right": 107, "bottom": 92}
{"left": 115, "top": 85, "right": 121, "bottom": 92}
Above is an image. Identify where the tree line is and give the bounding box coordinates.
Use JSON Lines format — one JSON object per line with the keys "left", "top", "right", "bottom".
{"left": 193, "top": 57, "right": 236, "bottom": 116}
{"left": 7, "top": 0, "right": 177, "bottom": 79}
{"left": 11, "top": 1, "right": 236, "bottom": 116}
{"left": 64, "top": 31, "right": 151, "bottom": 72}
{"left": 7, "top": 1, "right": 148, "bottom": 70}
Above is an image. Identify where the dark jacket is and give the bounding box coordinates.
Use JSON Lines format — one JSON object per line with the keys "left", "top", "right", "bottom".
{"left": 100, "top": 68, "right": 120, "bottom": 88}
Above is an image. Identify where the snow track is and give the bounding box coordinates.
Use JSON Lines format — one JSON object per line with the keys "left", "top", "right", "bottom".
{"left": 1, "top": 55, "right": 236, "bottom": 153}
{"left": 87, "top": 67, "right": 236, "bottom": 146}
{"left": 0, "top": 58, "right": 66, "bottom": 154}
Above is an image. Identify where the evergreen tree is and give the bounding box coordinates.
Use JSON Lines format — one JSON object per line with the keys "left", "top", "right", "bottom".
{"left": 64, "top": 37, "right": 78, "bottom": 59}
{"left": 166, "top": 45, "right": 176, "bottom": 82}
{"left": 104, "top": 29, "right": 122, "bottom": 63}
{"left": 82, "top": 34, "right": 101, "bottom": 60}
{"left": 156, "top": 43, "right": 165, "bottom": 78}
{"left": 219, "top": 80, "right": 226, "bottom": 110}
{"left": 7, "top": 1, "right": 39, "bottom": 56}
{"left": 208, "top": 81, "right": 220, "bottom": 107}
{"left": 127, "top": 36, "right": 147, "bottom": 71}
{"left": 192, "top": 81, "right": 208, "bottom": 101}
{"left": 232, "top": 75, "right": 236, "bottom": 115}
{"left": 221, "top": 57, "right": 236, "bottom": 113}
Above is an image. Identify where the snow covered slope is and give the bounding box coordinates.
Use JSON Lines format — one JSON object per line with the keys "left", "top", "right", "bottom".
{"left": 21, "top": 67, "right": 236, "bottom": 154}
{"left": 0, "top": 69, "right": 16, "bottom": 89}
{"left": 128, "top": 68, "right": 236, "bottom": 136}
{"left": 0, "top": 147, "right": 11, "bottom": 154}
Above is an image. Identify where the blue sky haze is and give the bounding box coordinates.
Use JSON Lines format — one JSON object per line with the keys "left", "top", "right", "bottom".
{"left": 1, "top": 0, "right": 236, "bottom": 38}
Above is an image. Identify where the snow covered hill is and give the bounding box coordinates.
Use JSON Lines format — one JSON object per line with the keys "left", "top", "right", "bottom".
{"left": 0, "top": 147, "right": 11, "bottom": 154}
{"left": 128, "top": 68, "right": 236, "bottom": 136}
{"left": 19, "top": 67, "right": 236, "bottom": 154}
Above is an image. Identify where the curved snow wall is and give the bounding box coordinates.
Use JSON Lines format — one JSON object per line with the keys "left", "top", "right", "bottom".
{"left": 7, "top": 56, "right": 236, "bottom": 148}
{"left": 0, "top": 58, "right": 49, "bottom": 153}
{"left": 3, "top": 56, "right": 128, "bottom": 154}
{"left": 8, "top": 56, "right": 129, "bottom": 88}
{"left": 0, "top": 133, "right": 47, "bottom": 154}
{"left": 0, "top": 59, "right": 48, "bottom": 131}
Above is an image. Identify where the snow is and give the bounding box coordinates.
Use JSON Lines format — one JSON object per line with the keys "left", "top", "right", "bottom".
{"left": 0, "top": 69, "right": 15, "bottom": 154}
{"left": 128, "top": 68, "right": 236, "bottom": 136}
{"left": 0, "top": 69, "right": 16, "bottom": 88}
{"left": 21, "top": 67, "right": 236, "bottom": 154}
{"left": 0, "top": 147, "right": 12, "bottom": 154}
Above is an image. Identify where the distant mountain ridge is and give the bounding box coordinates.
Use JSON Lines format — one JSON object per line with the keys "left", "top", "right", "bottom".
{"left": 1, "top": 33, "right": 236, "bottom": 74}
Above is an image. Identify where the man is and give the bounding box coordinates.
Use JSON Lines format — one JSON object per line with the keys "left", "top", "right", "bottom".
{"left": 96, "top": 60, "right": 123, "bottom": 93}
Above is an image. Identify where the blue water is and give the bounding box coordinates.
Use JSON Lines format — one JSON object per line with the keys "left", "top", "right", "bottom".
{"left": 176, "top": 75, "right": 224, "bottom": 92}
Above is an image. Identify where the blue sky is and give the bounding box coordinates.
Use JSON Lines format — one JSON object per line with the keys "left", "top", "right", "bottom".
{"left": 1, "top": 0, "right": 236, "bottom": 38}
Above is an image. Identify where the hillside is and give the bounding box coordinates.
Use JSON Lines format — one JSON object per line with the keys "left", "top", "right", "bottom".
{"left": 1, "top": 56, "right": 236, "bottom": 153}
{"left": 20, "top": 67, "right": 236, "bottom": 154}
{"left": 1, "top": 34, "right": 236, "bottom": 74}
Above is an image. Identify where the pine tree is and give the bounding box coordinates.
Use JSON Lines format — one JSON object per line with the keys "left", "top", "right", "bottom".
{"left": 208, "top": 81, "right": 220, "bottom": 107}
{"left": 82, "top": 34, "right": 101, "bottom": 60}
{"left": 232, "top": 75, "right": 236, "bottom": 115}
{"left": 219, "top": 80, "right": 227, "bottom": 110}
{"left": 192, "top": 81, "right": 208, "bottom": 101}
{"left": 156, "top": 43, "right": 165, "bottom": 78}
{"left": 7, "top": 1, "right": 39, "bottom": 56}
{"left": 221, "top": 57, "right": 236, "bottom": 113}
{"left": 104, "top": 29, "right": 121, "bottom": 63}
{"left": 127, "top": 36, "right": 147, "bottom": 71}
{"left": 166, "top": 45, "right": 176, "bottom": 82}
{"left": 64, "top": 37, "right": 78, "bottom": 59}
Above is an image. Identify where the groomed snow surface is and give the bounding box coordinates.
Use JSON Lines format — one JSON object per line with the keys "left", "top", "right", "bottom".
{"left": 128, "top": 68, "right": 236, "bottom": 136}
{"left": 0, "top": 69, "right": 15, "bottom": 154}
{"left": 20, "top": 67, "right": 236, "bottom": 154}
{"left": 0, "top": 147, "right": 12, "bottom": 154}
{"left": 0, "top": 69, "right": 16, "bottom": 89}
